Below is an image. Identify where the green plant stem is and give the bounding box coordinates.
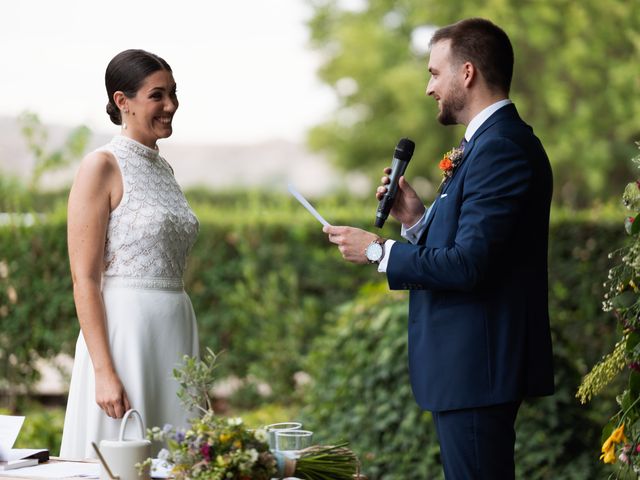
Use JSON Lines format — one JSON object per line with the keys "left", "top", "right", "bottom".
{"left": 617, "top": 395, "right": 640, "bottom": 428}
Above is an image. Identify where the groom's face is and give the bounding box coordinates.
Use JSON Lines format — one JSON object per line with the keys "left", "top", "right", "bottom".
{"left": 426, "top": 40, "right": 466, "bottom": 125}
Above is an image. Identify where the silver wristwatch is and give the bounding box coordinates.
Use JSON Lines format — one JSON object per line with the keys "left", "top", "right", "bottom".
{"left": 365, "top": 238, "right": 386, "bottom": 264}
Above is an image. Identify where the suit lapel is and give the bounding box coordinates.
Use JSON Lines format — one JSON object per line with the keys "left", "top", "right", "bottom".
{"left": 419, "top": 104, "right": 521, "bottom": 242}
{"left": 420, "top": 137, "right": 476, "bottom": 237}
{"left": 440, "top": 138, "right": 474, "bottom": 196}
{"left": 420, "top": 197, "right": 440, "bottom": 237}
{"left": 440, "top": 104, "right": 519, "bottom": 195}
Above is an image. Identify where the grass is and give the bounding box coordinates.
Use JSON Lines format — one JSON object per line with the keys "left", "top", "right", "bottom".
{"left": 226, "top": 401, "right": 303, "bottom": 430}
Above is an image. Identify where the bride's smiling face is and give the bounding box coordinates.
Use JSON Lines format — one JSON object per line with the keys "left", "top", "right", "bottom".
{"left": 122, "top": 70, "right": 178, "bottom": 147}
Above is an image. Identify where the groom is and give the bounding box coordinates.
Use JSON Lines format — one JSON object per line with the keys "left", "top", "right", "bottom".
{"left": 324, "top": 18, "right": 554, "bottom": 479}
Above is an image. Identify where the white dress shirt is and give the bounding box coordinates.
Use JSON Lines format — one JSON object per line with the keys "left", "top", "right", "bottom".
{"left": 378, "top": 99, "right": 512, "bottom": 273}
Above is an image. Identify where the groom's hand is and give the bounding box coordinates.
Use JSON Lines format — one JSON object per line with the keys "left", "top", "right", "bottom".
{"left": 323, "top": 225, "right": 377, "bottom": 264}
{"left": 377, "top": 168, "right": 426, "bottom": 227}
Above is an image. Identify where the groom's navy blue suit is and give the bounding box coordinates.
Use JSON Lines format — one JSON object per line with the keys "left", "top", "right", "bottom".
{"left": 387, "top": 103, "right": 554, "bottom": 478}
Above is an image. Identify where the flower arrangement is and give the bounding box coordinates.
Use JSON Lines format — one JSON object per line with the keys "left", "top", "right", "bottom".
{"left": 437, "top": 146, "right": 465, "bottom": 192}
{"left": 147, "top": 348, "right": 360, "bottom": 480}
{"left": 149, "top": 413, "right": 276, "bottom": 480}
{"left": 577, "top": 143, "right": 640, "bottom": 474}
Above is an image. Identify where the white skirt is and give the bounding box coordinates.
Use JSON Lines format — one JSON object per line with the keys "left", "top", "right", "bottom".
{"left": 60, "top": 277, "right": 199, "bottom": 460}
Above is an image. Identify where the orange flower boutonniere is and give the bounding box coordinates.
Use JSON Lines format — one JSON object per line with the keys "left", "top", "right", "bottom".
{"left": 437, "top": 146, "right": 465, "bottom": 192}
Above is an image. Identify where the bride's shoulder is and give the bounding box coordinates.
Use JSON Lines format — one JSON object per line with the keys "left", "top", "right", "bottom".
{"left": 72, "top": 149, "right": 121, "bottom": 191}
{"left": 78, "top": 148, "right": 118, "bottom": 175}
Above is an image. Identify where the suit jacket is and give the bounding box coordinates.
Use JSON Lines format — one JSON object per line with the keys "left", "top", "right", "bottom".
{"left": 387, "top": 104, "right": 554, "bottom": 412}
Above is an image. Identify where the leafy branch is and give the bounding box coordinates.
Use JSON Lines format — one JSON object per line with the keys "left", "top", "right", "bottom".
{"left": 18, "top": 111, "right": 90, "bottom": 191}
{"left": 173, "top": 347, "right": 220, "bottom": 415}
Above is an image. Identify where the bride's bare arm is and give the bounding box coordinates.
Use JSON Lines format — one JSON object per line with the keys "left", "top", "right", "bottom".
{"left": 67, "top": 151, "right": 130, "bottom": 419}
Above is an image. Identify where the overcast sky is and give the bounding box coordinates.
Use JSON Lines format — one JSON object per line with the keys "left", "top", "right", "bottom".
{"left": 1, "top": 0, "right": 337, "bottom": 144}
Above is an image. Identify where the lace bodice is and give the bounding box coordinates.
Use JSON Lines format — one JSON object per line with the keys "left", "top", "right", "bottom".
{"left": 101, "top": 136, "right": 199, "bottom": 280}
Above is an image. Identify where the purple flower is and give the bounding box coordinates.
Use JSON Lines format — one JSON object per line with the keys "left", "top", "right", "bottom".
{"left": 200, "top": 443, "right": 211, "bottom": 461}
{"left": 174, "top": 430, "right": 185, "bottom": 443}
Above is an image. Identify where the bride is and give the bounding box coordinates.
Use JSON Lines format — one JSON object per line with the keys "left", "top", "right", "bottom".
{"left": 60, "top": 49, "right": 200, "bottom": 459}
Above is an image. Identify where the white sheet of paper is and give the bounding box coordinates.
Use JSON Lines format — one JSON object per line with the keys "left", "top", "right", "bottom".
{"left": 287, "top": 183, "right": 330, "bottom": 227}
{"left": 0, "top": 459, "right": 38, "bottom": 471}
{"left": 0, "top": 416, "right": 25, "bottom": 462}
{"left": 0, "top": 461, "right": 100, "bottom": 478}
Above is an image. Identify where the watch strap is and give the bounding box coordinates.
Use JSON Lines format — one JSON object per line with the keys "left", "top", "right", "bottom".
{"left": 376, "top": 237, "right": 386, "bottom": 264}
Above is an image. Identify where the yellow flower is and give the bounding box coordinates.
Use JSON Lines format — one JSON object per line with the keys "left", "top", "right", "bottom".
{"left": 601, "top": 445, "right": 617, "bottom": 464}
{"left": 600, "top": 424, "right": 627, "bottom": 463}
{"left": 610, "top": 424, "right": 627, "bottom": 443}
{"left": 219, "top": 433, "right": 231, "bottom": 443}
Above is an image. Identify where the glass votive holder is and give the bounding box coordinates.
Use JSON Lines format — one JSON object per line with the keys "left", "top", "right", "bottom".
{"left": 275, "top": 429, "right": 314, "bottom": 458}
{"left": 264, "top": 422, "right": 302, "bottom": 450}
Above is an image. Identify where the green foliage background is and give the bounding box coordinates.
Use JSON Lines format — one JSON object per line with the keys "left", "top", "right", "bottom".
{"left": 306, "top": 0, "right": 640, "bottom": 207}
{"left": 0, "top": 194, "right": 629, "bottom": 477}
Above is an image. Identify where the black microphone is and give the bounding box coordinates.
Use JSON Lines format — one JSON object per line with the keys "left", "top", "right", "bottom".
{"left": 375, "top": 137, "right": 415, "bottom": 228}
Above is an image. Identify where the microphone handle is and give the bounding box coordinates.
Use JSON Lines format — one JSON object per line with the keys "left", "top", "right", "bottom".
{"left": 375, "top": 158, "right": 409, "bottom": 228}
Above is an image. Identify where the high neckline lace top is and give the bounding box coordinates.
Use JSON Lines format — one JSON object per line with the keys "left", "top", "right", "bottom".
{"left": 111, "top": 135, "right": 160, "bottom": 161}
{"left": 101, "top": 136, "right": 199, "bottom": 282}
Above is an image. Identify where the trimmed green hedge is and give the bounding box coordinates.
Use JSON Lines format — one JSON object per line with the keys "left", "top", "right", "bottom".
{"left": 0, "top": 212, "right": 77, "bottom": 393}
{"left": 187, "top": 199, "right": 381, "bottom": 398}
{"left": 0, "top": 194, "right": 382, "bottom": 399}
{"left": 0, "top": 196, "right": 627, "bottom": 477}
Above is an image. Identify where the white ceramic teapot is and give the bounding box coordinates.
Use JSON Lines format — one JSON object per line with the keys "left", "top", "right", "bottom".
{"left": 98, "top": 409, "right": 151, "bottom": 480}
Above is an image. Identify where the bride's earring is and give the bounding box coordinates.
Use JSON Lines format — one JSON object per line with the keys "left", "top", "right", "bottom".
{"left": 122, "top": 109, "right": 129, "bottom": 130}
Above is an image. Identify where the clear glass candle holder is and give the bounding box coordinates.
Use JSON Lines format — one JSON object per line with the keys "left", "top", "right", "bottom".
{"left": 275, "top": 429, "right": 314, "bottom": 458}
{"left": 264, "top": 422, "right": 302, "bottom": 450}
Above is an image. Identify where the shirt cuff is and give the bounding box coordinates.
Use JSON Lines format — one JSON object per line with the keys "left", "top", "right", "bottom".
{"left": 377, "top": 239, "right": 395, "bottom": 273}
{"left": 401, "top": 207, "right": 429, "bottom": 244}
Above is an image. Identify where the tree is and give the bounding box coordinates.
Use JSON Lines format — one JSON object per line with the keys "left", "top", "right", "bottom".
{"left": 306, "top": 0, "right": 640, "bottom": 206}
{"left": 19, "top": 111, "right": 90, "bottom": 192}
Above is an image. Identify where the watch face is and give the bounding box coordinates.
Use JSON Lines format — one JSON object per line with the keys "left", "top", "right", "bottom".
{"left": 366, "top": 241, "right": 383, "bottom": 262}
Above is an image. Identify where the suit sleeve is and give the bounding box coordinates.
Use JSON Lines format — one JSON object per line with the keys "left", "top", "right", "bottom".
{"left": 387, "top": 137, "right": 532, "bottom": 292}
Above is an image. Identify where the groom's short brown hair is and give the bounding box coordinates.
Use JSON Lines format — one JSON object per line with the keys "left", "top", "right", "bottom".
{"left": 430, "top": 18, "right": 514, "bottom": 95}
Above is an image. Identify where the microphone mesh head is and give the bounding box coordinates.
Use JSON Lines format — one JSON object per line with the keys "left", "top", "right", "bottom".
{"left": 395, "top": 138, "right": 415, "bottom": 161}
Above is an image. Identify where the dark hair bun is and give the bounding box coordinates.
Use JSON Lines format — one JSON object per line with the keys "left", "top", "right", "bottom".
{"left": 105, "top": 49, "right": 172, "bottom": 126}
{"left": 106, "top": 102, "right": 122, "bottom": 126}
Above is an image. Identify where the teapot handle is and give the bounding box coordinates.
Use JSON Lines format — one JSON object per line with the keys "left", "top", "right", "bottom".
{"left": 118, "top": 409, "right": 146, "bottom": 441}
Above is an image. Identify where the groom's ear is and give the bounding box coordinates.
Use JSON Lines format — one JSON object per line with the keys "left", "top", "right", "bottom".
{"left": 461, "top": 61, "right": 476, "bottom": 88}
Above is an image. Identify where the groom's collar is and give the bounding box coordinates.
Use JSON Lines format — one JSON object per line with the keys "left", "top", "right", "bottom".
{"left": 463, "top": 99, "right": 512, "bottom": 142}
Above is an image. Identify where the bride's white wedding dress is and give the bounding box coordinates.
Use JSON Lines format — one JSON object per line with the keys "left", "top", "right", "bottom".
{"left": 60, "top": 135, "right": 200, "bottom": 460}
